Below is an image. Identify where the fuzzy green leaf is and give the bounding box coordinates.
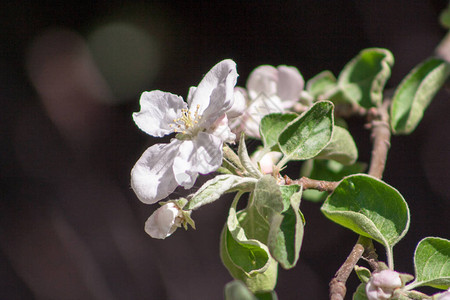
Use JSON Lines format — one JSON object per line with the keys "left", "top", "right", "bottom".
{"left": 238, "top": 134, "right": 263, "bottom": 178}
{"left": 306, "top": 70, "right": 337, "bottom": 99}
{"left": 315, "top": 126, "right": 358, "bottom": 165}
{"left": 321, "top": 174, "right": 410, "bottom": 258}
{"left": 278, "top": 101, "right": 334, "bottom": 161}
{"left": 260, "top": 113, "right": 298, "bottom": 150}
{"left": 333, "top": 48, "right": 394, "bottom": 108}
{"left": 253, "top": 175, "right": 285, "bottom": 221}
{"left": 186, "top": 175, "right": 257, "bottom": 210}
{"left": 267, "top": 185, "right": 304, "bottom": 269}
{"left": 390, "top": 57, "right": 450, "bottom": 134}
{"left": 408, "top": 237, "right": 450, "bottom": 290}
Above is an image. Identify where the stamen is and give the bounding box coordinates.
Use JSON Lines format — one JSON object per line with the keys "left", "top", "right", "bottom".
{"left": 170, "top": 105, "right": 203, "bottom": 135}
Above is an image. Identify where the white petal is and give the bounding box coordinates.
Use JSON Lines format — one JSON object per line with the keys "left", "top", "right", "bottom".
{"left": 130, "top": 140, "right": 181, "bottom": 204}
{"left": 144, "top": 203, "right": 180, "bottom": 239}
{"left": 133, "top": 91, "right": 187, "bottom": 137}
{"left": 276, "top": 65, "right": 304, "bottom": 106}
{"left": 190, "top": 59, "right": 238, "bottom": 116}
{"left": 187, "top": 86, "right": 196, "bottom": 107}
{"left": 173, "top": 133, "right": 223, "bottom": 187}
{"left": 226, "top": 87, "right": 247, "bottom": 119}
{"left": 210, "top": 114, "right": 236, "bottom": 143}
{"left": 247, "top": 65, "right": 278, "bottom": 100}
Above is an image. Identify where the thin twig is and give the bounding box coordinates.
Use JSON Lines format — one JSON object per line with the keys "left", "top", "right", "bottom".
{"left": 367, "top": 99, "right": 392, "bottom": 179}
{"left": 284, "top": 175, "right": 339, "bottom": 192}
{"left": 329, "top": 237, "right": 367, "bottom": 300}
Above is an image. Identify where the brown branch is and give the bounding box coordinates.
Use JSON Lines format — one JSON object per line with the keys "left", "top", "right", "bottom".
{"left": 284, "top": 175, "right": 339, "bottom": 192}
{"left": 329, "top": 238, "right": 366, "bottom": 300}
{"left": 367, "top": 99, "right": 392, "bottom": 179}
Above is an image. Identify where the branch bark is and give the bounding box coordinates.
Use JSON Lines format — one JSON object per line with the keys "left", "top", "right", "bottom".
{"left": 284, "top": 175, "right": 339, "bottom": 192}
{"left": 367, "top": 99, "right": 392, "bottom": 179}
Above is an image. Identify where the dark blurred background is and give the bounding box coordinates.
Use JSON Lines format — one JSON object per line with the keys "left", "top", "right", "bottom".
{"left": 0, "top": 1, "right": 449, "bottom": 299}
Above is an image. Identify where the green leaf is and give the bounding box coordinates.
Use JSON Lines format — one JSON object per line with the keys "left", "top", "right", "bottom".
{"left": 352, "top": 283, "right": 368, "bottom": 300}
{"left": 220, "top": 225, "right": 279, "bottom": 294}
{"left": 321, "top": 174, "right": 410, "bottom": 267}
{"left": 238, "top": 133, "right": 263, "bottom": 178}
{"left": 390, "top": 57, "right": 450, "bottom": 134}
{"left": 439, "top": 5, "right": 450, "bottom": 29}
{"left": 225, "top": 280, "right": 257, "bottom": 300}
{"left": 267, "top": 185, "right": 304, "bottom": 269}
{"left": 306, "top": 70, "right": 337, "bottom": 99}
{"left": 253, "top": 175, "right": 285, "bottom": 221}
{"left": 333, "top": 48, "right": 394, "bottom": 108}
{"left": 185, "top": 175, "right": 257, "bottom": 210}
{"left": 238, "top": 196, "right": 271, "bottom": 244}
{"left": 355, "top": 265, "right": 371, "bottom": 284}
{"left": 300, "top": 159, "right": 367, "bottom": 202}
{"left": 315, "top": 126, "right": 358, "bottom": 165}
{"left": 260, "top": 113, "right": 298, "bottom": 150}
{"left": 278, "top": 101, "right": 334, "bottom": 162}
{"left": 407, "top": 237, "right": 450, "bottom": 290}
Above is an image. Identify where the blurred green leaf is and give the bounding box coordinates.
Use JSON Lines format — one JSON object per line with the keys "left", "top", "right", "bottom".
{"left": 315, "top": 126, "right": 358, "bottom": 165}
{"left": 321, "top": 174, "right": 410, "bottom": 264}
{"left": 408, "top": 237, "right": 450, "bottom": 290}
{"left": 352, "top": 283, "right": 369, "bottom": 300}
{"left": 331, "top": 48, "right": 394, "bottom": 108}
{"left": 225, "top": 280, "right": 257, "bottom": 300}
{"left": 306, "top": 70, "right": 337, "bottom": 99}
{"left": 439, "top": 5, "right": 450, "bottom": 29}
{"left": 278, "top": 101, "right": 334, "bottom": 162}
{"left": 390, "top": 57, "right": 450, "bottom": 134}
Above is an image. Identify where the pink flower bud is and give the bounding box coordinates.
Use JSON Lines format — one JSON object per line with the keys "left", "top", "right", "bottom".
{"left": 366, "top": 270, "right": 402, "bottom": 300}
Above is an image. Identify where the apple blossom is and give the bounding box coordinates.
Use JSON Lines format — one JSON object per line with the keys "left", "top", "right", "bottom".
{"left": 131, "top": 59, "right": 238, "bottom": 204}
{"left": 230, "top": 65, "right": 304, "bottom": 138}
{"left": 366, "top": 270, "right": 402, "bottom": 300}
{"left": 145, "top": 202, "right": 183, "bottom": 239}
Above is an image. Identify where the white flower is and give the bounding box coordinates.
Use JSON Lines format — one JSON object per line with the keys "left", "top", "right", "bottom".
{"left": 145, "top": 203, "right": 182, "bottom": 239}
{"left": 231, "top": 65, "right": 304, "bottom": 138}
{"left": 131, "top": 59, "right": 238, "bottom": 204}
{"left": 366, "top": 270, "right": 402, "bottom": 300}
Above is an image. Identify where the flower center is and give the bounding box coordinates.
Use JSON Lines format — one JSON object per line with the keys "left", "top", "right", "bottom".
{"left": 170, "top": 104, "right": 202, "bottom": 135}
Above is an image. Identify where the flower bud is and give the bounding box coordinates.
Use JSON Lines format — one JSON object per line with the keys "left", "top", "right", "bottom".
{"left": 145, "top": 203, "right": 183, "bottom": 239}
{"left": 366, "top": 270, "right": 402, "bottom": 300}
{"left": 251, "top": 150, "right": 282, "bottom": 175}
